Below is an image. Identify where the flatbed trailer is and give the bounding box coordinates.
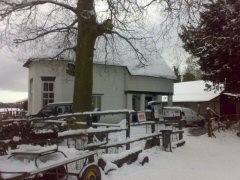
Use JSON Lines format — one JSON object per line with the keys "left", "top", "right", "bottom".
{"left": 0, "top": 150, "right": 101, "bottom": 180}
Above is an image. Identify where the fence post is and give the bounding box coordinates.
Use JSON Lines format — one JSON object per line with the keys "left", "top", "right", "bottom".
{"left": 217, "top": 116, "right": 221, "bottom": 132}
{"left": 206, "top": 108, "right": 213, "bottom": 137}
{"left": 178, "top": 121, "right": 183, "bottom": 140}
{"left": 126, "top": 112, "right": 131, "bottom": 150}
{"left": 160, "top": 130, "right": 172, "bottom": 152}
{"left": 151, "top": 123, "right": 155, "bottom": 133}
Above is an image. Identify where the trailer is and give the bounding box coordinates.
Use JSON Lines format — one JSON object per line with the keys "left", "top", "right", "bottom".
{"left": 0, "top": 146, "right": 101, "bottom": 180}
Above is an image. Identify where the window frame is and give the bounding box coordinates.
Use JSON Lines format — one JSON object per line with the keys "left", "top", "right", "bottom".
{"left": 92, "top": 95, "right": 102, "bottom": 110}
{"left": 42, "top": 80, "right": 55, "bottom": 107}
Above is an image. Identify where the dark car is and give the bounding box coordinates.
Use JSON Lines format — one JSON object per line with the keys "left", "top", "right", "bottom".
{"left": 30, "top": 102, "right": 72, "bottom": 118}
{"left": 29, "top": 102, "right": 72, "bottom": 133}
{"left": 30, "top": 102, "right": 100, "bottom": 122}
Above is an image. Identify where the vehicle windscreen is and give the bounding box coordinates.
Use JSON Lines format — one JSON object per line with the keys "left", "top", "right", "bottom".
{"left": 39, "top": 105, "right": 57, "bottom": 114}
{"left": 163, "top": 109, "right": 181, "bottom": 117}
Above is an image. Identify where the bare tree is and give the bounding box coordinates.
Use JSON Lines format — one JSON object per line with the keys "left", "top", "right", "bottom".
{"left": 0, "top": 0, "right": 203, "bottom": 122}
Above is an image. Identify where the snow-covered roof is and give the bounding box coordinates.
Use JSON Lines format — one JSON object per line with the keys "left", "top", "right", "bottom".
{"left": 23, "top": 56, "right": 176, "bottom": 80}
{"left": 127, "top": 62, "right": 175, "bottom": 79}
{"left": 173, "top": 80, "right": 223, "bottom": 102}
{"left": 0, "top": 108, "right": 22, "bottom": 112}
{"left": 23, "top": 58, "right": 70, "bottom": 68}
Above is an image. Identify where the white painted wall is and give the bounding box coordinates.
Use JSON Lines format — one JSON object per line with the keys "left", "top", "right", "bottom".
{"left": 125, "top": 75, "right": 174, "bottom": 93}
{"left": 93, "top": 64, "right": 126, "bottom": 110}
{"left": 28, "top": 60, "right": 74, "bottom": 114}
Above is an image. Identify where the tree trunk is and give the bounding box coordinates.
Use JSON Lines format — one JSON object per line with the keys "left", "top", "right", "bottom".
{"left": 72, "top": 0, "right": 97, "bottom": 122}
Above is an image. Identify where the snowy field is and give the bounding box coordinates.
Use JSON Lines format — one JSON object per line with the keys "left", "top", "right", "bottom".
{"left": 103, "top": 128, "right": 240, "bottom": 180}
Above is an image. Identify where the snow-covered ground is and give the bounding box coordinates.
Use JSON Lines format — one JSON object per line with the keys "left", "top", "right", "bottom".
{"left": 103, "top": 129, "right": 240, "bottom": 180}
{"left": 1, "top": 125, "right": 240, "bottom": 180}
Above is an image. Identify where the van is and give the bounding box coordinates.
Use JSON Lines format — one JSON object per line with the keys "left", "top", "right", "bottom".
{"left": 163, "top": 106, "right": 205, "bottom": 127}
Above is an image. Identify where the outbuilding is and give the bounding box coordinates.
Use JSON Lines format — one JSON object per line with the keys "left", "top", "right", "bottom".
{"left": 172, "top": 80, "right": 240, "bottom": 116}
{"left": 173, "top": 80, "right": 223, "bottom": 116}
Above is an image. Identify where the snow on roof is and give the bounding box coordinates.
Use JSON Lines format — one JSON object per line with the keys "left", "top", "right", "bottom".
{"left": 127, "top": 61, "right": 175, "bottom": 79}
{"left": 173, "top": 80, "right": 223, "bottom": 102}
{"left": 96, "top": 52, "right": 176, "bottom": 79}
{"left": 0, "top": 108, "right": 22, "bottom": 112}
{"left": 23, "top": 55, "right": 176, "bottom": 80}
{"left": 23, "top": 58, "right": 71, "bottom": 68}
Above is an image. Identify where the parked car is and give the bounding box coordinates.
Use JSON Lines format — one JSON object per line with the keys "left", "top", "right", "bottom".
{"left": 30, "top": 102, "right": 72, "bottom": 118}
{"left": 30, "top": 102, "right": 100, "bottom": 122}
{"left": 163, "top": 106, "right": 205, "bottom": 127}
{"left": 28, "top": 102, "right": 73, "bottom": 132}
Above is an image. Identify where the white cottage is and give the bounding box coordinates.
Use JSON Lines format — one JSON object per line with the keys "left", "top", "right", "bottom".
{"left": 23, "top": 58, "right": 176, "bottom": 115}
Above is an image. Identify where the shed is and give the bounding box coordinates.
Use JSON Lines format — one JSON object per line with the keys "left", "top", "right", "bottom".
{"left": 173, "top": 80, "right": 223, "bottom": 116}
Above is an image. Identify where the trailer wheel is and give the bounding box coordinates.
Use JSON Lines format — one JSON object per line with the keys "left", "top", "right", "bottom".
{"left": 79, "top": 164, "right": 101, "bottom": 180}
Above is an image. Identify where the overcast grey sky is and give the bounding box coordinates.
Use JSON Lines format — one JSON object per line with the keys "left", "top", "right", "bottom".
{"left": 0, "top": 47, "right": 28, "bottom": 102}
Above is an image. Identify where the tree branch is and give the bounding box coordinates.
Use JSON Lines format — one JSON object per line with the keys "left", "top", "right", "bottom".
{"left": 51, "top": 46, "right": 76, "bottom": 59}
{"left": 13, "top": 25, "right": 77, "bottom": 44}
{"left": 111, "top": 31, "right": 147, "bottom": 65}
{"left": 0, "top": 0, "right": 77, "bottom": 19}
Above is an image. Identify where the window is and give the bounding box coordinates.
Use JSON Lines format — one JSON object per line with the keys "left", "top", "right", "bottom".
{"left": 42, "top": 81, "right": 54, "bottom": 107}
{"left": 41, "top": 76, "right": 55, "bottom": 107}
{"left": 57, "top": 105, "right": 72, "bottom": 114}
{"left": 92, "top": 95, "right": 101, "bottom": 110}
{"left": 132, "top": 95, "right": 140, "bottom": 111}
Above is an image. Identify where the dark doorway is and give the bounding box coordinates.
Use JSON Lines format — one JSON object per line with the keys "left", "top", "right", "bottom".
{"left": 220, "top": 94, "right": 237, "bottom": 115}
{"left": 145, "top": 96, "right": 153, "bottom": 109}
